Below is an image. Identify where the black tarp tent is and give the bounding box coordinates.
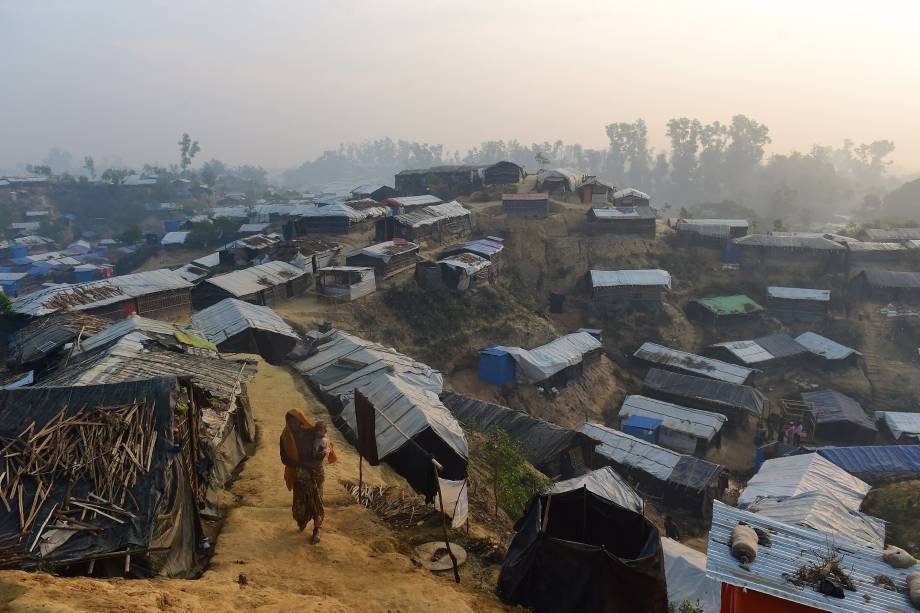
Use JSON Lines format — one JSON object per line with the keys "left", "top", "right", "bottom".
{"left": 0, "top": 378, "right": 203, "bottom": 577}
{"left": 442, "top": 392, "right": 598, "bottom": 479}
{"left": 802, "top": 389, "right": 878, "bottom": 444}
{"left": 497, "top": 488, "right": 668, "bottom": 613}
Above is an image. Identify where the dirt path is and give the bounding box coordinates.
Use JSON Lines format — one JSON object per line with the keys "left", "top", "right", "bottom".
{"left": 0, "top": 357, "right": 508, "bottom": 612}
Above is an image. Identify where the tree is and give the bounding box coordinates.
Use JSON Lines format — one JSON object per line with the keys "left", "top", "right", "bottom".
{"left": 535, "top": 150, "right": 550, "bottom": 169}
{"left": 482, "top": 428, "right": 551, "bottom": 517}
{"left": 27, "top": 164, "right": 53, "bottom": 177}
{"left": 101, "top": 168, "right": 133, "bottom": 185}
{"left": 119, "top": 224, "right": 143, "bottom": 245}
{"left": 667, "top": 118, "right": 702, "bottom": 195}
{"left": 0, "top": 292, "right": 12, "bottom": 315}
{"left": 82, "top": 155, "right": 95, "bottom": 179}
{"left": 178, "top": 133, "right": 201, "bottom": 171}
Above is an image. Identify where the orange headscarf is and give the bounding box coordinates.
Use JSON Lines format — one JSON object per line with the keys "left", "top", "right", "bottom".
{"left": 281, "top": 409, "right": 337, "bottom": 491}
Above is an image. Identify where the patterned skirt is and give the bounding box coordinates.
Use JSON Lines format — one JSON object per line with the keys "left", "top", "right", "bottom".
{"left": 292, "top": 463, "right": 325, "bottom": 531}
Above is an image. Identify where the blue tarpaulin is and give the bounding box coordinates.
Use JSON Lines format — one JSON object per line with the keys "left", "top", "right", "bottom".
{"left": 816, "top": 445, "right": 920, "bottom": 483}
{"left": 622, "top": 415, "right": 663, "bottom": 443}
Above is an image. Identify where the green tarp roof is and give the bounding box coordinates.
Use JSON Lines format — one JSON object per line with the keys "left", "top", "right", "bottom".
{"left": 694, "top": 294, "right": 763, "bottom": 315}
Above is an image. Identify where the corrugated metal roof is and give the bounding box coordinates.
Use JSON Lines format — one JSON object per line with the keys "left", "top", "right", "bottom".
{"left": 748, "top": 491, "right": 886, "bottom": 550}
{"left": 847, "top": 241, "right": 907, "bottom": 252}
{"left": 858, "top": 269, "right": 920, "bottom": 289}
{"left": 10, "top": 269, "right": 192, "bottom": 316}
{"left": 548, "top": 466, "right": 643, "bottom": 513}
{"left": 450, "top": 238, "right": 504, "bottom": 257}
{"left": 706, "top": 500, "right": 916, "bottom": 613}
{"left": 192, "top": 252, "right": 221, "bottom": 268}
{"left": 734, "top": 233, "right": 846, "bottom": 250}
{"left": 680, "top": 218, "right": 749, "bottom": 228}
{"left": 875, "top": 411, "right": 920, "bottom": 440}
{"left": 581, "top": 422, "right": 680, "bottom": 481}
{"left": 74, "top": 314, "right": 213, "bottom": 356}
{"left": 347, "top": 240, "right": 419, "bottom": 261}
{"left": 385, "top": 195, "right": 443, "bottom": 207}
{"left": 589, "top": 269, "right": 672, "bottom": 288}
{"left": 612, "top": 188, "right": 650, "bottom": 200}
{"left": 863, "top": 227, "right": 920, "bottom": 241}
{"left": 393, "top": 200, "right": 470, "bottom": 228}
{"left": 692, "top": 295, "right": 764, "bottom": 316}
{"left": 205, "top": 261, "right": 306, "bottom": 297}
{"left": 802, "top": 390, "right": 877, "bottom": 432}
{"left": 767, "top": 287, "right": 831, "bottom": 301}
{"left": 634, "top": 342, "right": 755, "bottom": 384}
{"left": 620, "top": 394, "right": 727, "bottom": 441}
{"left": 737, "top": 453, "right": 871, "bottom": 511}
{"left": 211, "top": 206, "right": 250, "bottom": 219}
{"left": 795, "top": 332, "right": 861, "bottom": 360}
{"left": 590, "top": 206, "right": 657, "bottom": 219}
{"left": 710, "top": 340, "right": 775, "bottom": 364}
{"left": 238, "top": 223, "right": 270, "bottom": 233}
{"left": 192, "top": 298, "right": 300, "bottom": 346}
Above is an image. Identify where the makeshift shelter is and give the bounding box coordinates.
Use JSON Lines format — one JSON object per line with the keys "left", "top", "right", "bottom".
{"left": 496, "top": 487, "right": 668, "bottom": 613}
{"left": 345, "top": 240, "right": 419, "bottom": 278}
{"left": 661, "top": 538, "right": 721, "bottom": 613}
{"left": 734, "top": 233, "right": 847, "bottom": 272}
{"left": 618, "top": 395, "right": 726, "bottom": 456}
{"left": 383, "top": 195, "right": 444, "bottom": 215}
{"left": 747, "top": 491, "right": 886, "bottom": 550}
{"left": 339, "top": 374, "right": 467, "bottom": 499}
{"left": 379, "top": 200, "right": 472, "bottom": 243}
{"left": 676, "top": 218, "right": 748, "bottom": 238}
{"left": 218, "top": 233, "right": 283, "bottom": 266}
{"left": 574, "top": 176, "right": 614, "bottom": 204}
{"left": 0, "top": 378, "right": 206, "bottom": 577}
{"left": 192, "top": 298, "right": 300, "bottom": 365}
{"left": 801, "top": 389, "right": 877, "bottom": 444}
{"left": 641, "top": 368, "right": 765, "bottom": 426}
{"left": 442, "top": 392, "right": 599, "bottom": 479}
{"left": 417, "top": 252, "right": 494, "bottom": 290}
{"left": 707, "top": 500, "right": 916, "bottom": 613}
{"left": 685, "top": 294, "right": 764, "bottom": 327}
{"left": 440, "top": 237, "right": 504, "bottom": 272}
{"left": 634, "top": 342, "right": 755, "bottom": 385}
{"left": 815, "top": 445, "right": 920, "bottom": 484}
{"left": 707, "top": 333, "right": 807, "bottom": 371}
{"left": 6, "top": 312, "right": 110, "bottom": 372}
{"left": 876, "top": 411, "right": 920, "bottom": 443}
{"left": 581, "top": 422, "right": 726, "bottom": 517}
{"left": 860, "top": 227, "right": 920, "bottom": 242}
{"left": 9, "top": 269, "right": 193, "bottom": 321}
{"left": 37, "top": 330, "right": 258, "bottom": 510}
{"left": 192, "top": 261, "right": 309, "bottom": 309}
{"left": 315, "top": 266, "right": 376, "bottom": 301}
{"left": 846, "top": 241, "right": 911, "bottom": 269}
{"left": 612, "top": 188, "right": 650, "bottom": 207}
{"left": 350, "top": 184, "right": 397, "bottom": 201}
{"left": 282, "top": 202, "right": 385, "bottom": 236}
{"left": 588, "top": 269, "right": 670, "bottom": 314}
{"left": 264, "top": 238, "right": 340, "bottom": 274}
{"left": 849, "top": 269, "right": 920, "bottom": 304}
{"left": 586, "top": 206, "right": 656, "bottom": 236}
{"left": 548, "top": 467, "right": 643, "bottom": 513}
{"left": 160, "top": 231, "right": 190, "bottom": 246}
{"left": 795, "top": 331, "right": 862, "bottom": 367}
{"left": 394, "top": 162, "right": 523, "bottom": 197}
{"left": 485, "top": 332, "right": 603, "bottom": 388}
{"left": 766, "top": 287, "right": 831, "bottom": 323}
{"left": 69, "top": 314, "right": 215, "bottom": 358}
{"left": 737, "top": 453, "right": 871, "bottom": 511}
{"left": 502, "top": 192, "right": 549, "bottom": 218}
{"left": 535, "top": 168, "right": 581, "bottom": 194}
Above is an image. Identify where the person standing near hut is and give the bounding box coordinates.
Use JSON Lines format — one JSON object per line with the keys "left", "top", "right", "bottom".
{"left": 280, "top": 410, "right": 337, "bottom": 544}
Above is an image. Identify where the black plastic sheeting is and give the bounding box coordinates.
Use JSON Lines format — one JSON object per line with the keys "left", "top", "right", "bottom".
{"left": 803, "top": 389, "right": 878, "bottom": 443}
{"left": 0, "top": 378, "right": 199, "bottom": 575}
{"left": 442, "top": 392, "right": 596, "bottom": 479}
{"left": 497, "top": 488, "right": 668, "bottom": 613}
{"left": 642, "top": 368, "right": 764, "bottom": 416}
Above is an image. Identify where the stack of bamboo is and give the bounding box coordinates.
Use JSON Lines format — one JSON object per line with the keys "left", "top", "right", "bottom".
{"left": 344, "top": 481, "right": 434, "bottom": 529}
{"left": 0, "top": 401, "right": 157, "bottom": 567}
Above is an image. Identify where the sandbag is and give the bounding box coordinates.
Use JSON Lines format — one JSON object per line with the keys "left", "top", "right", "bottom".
{"left": 908, "top": 572, "right": 920, "bottom": 609}
{"left": 730, "top": 524, "right": 758, "bottom": 564}
{"left": 883, "top": 546, "right": 917, "bottom": 569}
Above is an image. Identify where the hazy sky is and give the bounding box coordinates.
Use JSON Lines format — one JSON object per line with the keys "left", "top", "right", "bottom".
{"left": 2, "top": 0, "right": 919, "bottom": 173}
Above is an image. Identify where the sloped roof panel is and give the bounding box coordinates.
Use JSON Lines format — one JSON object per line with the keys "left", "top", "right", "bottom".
{"left": 634, "top": 342, "right": 754, "bottom": 384}
{"left": 737, "top": 453, "right": 870, "bottom": 510}
{"left": 589, "top": 269, "right": 671, "bottom": 288}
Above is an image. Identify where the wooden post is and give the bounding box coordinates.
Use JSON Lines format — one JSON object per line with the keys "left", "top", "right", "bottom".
{"left": 432, "top": 459, "right": 460, "bottom": 584}
{"left": 358, "top": 453, "right": 364, "bottom": 506}
{"left": 582, "top": 485, "right": 587, "bottom": 542}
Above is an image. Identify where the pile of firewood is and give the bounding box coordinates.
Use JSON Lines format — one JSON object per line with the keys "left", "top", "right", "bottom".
{"left": 343, "top": 481, "right": 435, "bottom": 529}
{"left": 0, "top": 401, "right": 157, "bottom": 566}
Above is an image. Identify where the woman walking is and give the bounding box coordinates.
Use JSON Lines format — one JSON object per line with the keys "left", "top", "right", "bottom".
{"left": 280, "top": 409, "right": 336, "bottom": 544}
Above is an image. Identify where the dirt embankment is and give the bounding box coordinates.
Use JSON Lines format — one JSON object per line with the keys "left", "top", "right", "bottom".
{"left": 0, "top": 357, "right": 511, "bottom": 612}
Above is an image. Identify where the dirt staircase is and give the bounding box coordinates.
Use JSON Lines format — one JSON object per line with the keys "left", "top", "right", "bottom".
{"left": 860, "top": 312, "right": 918, "bottom": 410}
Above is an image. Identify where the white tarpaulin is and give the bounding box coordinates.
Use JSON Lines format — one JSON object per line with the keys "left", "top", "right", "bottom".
{"left": 737, "top": 453, "right": 871, "bottom": 511}
{"left": 495, "top": 332, "right": 602, "bottom": 383}
{"left": 434, "top": 477, "right": 469, "bottom": 529}
{"left": 662, "top": 538, "right": 721, "bottom": 613}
